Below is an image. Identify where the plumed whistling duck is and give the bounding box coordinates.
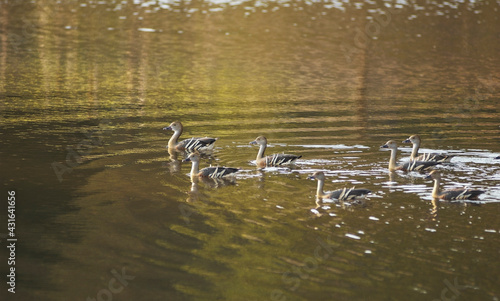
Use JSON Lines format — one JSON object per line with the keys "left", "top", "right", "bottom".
{"left": 249, "top": 136, "right": 302, "bottom": 168}
{"left": 425, "top": 170, "right": 485, "bottom": 201}
{"left": 402, "top": 134, "right": 454, "bottom": 162}
{"left": 381, "top": 140, "right": 440, "bottom": 172}
{"left": 182, "top": 153, "right": 239, "bottom": 179}
{"left": 163, "top": 121, "right": 217, "bottom": 152}
{"left": 307, "top": 171, "right": 371, "bottom": 201}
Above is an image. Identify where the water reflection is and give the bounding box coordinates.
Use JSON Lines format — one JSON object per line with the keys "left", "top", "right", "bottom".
{"left": 164, "top": 148, "right": 182, "bottom": 173}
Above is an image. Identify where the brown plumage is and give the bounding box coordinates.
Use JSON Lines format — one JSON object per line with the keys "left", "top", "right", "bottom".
{"left": 183, "top": 153, "right": 239, "bottom": 179}
{"left": 425, "top": 170, "right": 485, "bottom": 201}
{"left": 163, "top": 121, "right": 217, "bottom": 151}
{"left": 381, "top": 140, "right": 440, "bottom": 172}
{"left": 308, "top": 171, "right": 371, "bottom": 201}
{"left": 249, "top": 136, "right": 301, "bottom": 168}
{"left": 402, "top": 134, "right": 454, "bottom": 162}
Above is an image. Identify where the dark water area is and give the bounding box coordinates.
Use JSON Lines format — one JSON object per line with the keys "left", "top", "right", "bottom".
{"left": 1, "top": 0, "right": 499, "bottom": 300}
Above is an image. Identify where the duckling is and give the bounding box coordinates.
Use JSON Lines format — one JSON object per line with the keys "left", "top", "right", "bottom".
{"left": 425, "top": 170, "right": 485, "bottom": 201}
{"left": 163, "top": 121, "right": 217, "bottom": 152}
{"left": 182, "top": 153, "right": 239, "bottom": 179}
{"left": 381, "top": 140, "right": 440, "bottom": 172}
{"left": 307, "top": 171, "right": 371, "bottom": 201}
{"left": 402, "top": 134, "right": 454, "bottom": 162}
{"left": 249, "top": 136, "right": 301, "bottom": 168}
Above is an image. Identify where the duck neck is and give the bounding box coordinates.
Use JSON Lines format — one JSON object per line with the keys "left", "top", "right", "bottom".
{"left": 410, "top": 142, "right": 420, "bottom": 160}
{"left": 432, "top": 178, "right": 441, "bottom": 199}
{"left": 189, "top": 160, "right": 200, "bottom": 177}
{"left": 316, "top": 179, "right": 325, "bottom": 197}
{"left": 168, "top": 129, "right": 182, "bottom": 148}
{"left": 388, "top": 148, "right": 398, "bottom": 171}
{"left": 256, "top": 143, "right": 266, "bottom": 161}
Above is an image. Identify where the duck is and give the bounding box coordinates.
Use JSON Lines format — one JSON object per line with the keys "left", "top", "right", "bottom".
{"left": 249, "top": 136, "right": 302, "bottom": 168}
{"left": 182, "top": 153, "right": 239, "bottom": 179}
{"left": 307, "top": 171, "right": 371, "bottom": 201}
{"left": 425, "top": 170, "right": 485, "bottom": 201}
{"left": 402, "top": 134, "right": 454, "bottom": 162}
{"left": 381, "top": 140, "right": 440, "bottom": 172}
{"left": 163, "top": 121, "right": 217, "bottom": 152}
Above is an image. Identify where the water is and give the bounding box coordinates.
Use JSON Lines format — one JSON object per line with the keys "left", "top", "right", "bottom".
{"left": 1, "top": 0, "right": 500, "bottom": 300}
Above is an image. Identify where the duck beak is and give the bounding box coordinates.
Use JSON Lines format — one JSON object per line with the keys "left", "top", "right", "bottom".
{"left": 380, "top": 144, "right": 388, "bottom": 149}
{"left": 402, "top": 139, "right": 411, "bottom": 143}
{"left": 249, "top": 140, "right": 257, "bottom": 145}
{"left": 163, "top": 126, "right": 172, "bottom": 131}
{"left": 307, "top": 175, "right": 315, "bottom": 180}
{"left": 424, "top": 174, "right": 432, "bottom": 180}
{"left": 182, "top": 158, "right": 191, "bottom": 163}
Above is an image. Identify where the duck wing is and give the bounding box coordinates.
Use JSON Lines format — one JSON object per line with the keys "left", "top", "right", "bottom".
{"left": 178, "top": 137, "right": 217, "bottom": 151}
{"left": 265, "top": 154, "right": 302, "bottom": 166}
{"left": 399, "top": 160, "right": 440, "bottom": 172}
{"left": 327, "top": 188, "right": 371, "bottom": 201}
{"left": 439, "top": 189, "right": 485, "bottom": 201}
{"left": 199, "top": 166, "right": 239, "bottom": 178}
{"left": 415, "top": 153, "right": 454, "bottom": 163}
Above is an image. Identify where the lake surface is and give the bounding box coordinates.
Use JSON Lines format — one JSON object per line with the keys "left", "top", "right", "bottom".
{"left": 1, "top": 0, "right": 499, "bottom": 300}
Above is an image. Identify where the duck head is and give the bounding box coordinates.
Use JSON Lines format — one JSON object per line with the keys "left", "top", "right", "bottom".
{"left": 163, "top": 121, "right": 183, "bottom": 132}
{"left": 402, "top": 134, "right": 421, "bottom": 144}
{"left": 380, "top": 140, "right": 398, "bottom": 150}
{"left": 182, "top": 152, "right": 201, "bottom": 163}
{"left": 307, "top": 171, "right": 326, "bottom": 181}
{"left": 250, "top": 136, "right": 268, "bottom": 146}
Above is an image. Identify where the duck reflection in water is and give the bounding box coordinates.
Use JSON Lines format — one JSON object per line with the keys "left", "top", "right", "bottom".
{"left": 163, "top": 148, "right": 181, "bottom": 174}
{"left": 427, "top": 193, "right": 484, "bottom": 223}
{"left": 429, "top": 198, "right": 439, "bottom": 221}
{"left": 311, "top": 196, "right": 370, "bottom": 217}
{"left": 186, "top": 176, "right": 201, "bottom": 204}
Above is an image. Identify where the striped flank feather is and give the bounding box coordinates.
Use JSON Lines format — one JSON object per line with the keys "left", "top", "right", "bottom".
{"left": 398, "top": 160, "right": 440, "bottom": 172}
{"left": 183, "top": 153, "right": 239, "bottom": 179}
